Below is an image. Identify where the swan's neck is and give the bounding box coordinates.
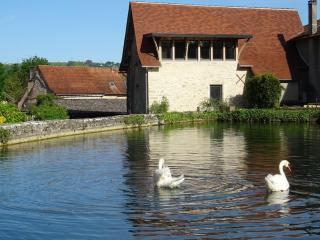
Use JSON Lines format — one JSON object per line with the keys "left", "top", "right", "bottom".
{"left": 159, "top": 158, "right": 164, "bottom": 169}
{"left": 279, "top": 162, "right": 287, "bottom": 178}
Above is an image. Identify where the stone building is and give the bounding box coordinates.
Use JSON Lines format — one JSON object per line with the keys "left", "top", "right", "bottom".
{"left": 290, "top": 0, "right": 320, "bottom": 104}
{"left": 19, "top": 65, "right": 127, "bottom": 117}
{"left": 120, "top": 2, "right": 304, "bottom": 113}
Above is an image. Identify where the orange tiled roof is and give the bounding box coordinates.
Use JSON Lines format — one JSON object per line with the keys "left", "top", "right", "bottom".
{"left": 127, "top": 2, "right": 303, "bottom": 80}
{"left": 37, "top": 65, "right": 126, "bottom": 95}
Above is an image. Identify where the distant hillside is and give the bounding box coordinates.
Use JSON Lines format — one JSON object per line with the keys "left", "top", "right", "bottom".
{"left": 49, "top": 60, "right": 120, "bottom": 69}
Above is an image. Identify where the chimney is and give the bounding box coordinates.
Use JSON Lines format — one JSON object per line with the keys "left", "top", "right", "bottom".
{"left": 309, "top": 0, "right": 318, "bottom": 35}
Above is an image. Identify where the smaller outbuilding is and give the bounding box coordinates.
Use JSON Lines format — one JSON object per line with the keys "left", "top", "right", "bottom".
{"left": 19, "top": 65, "right": 127, "bottom": 117}
{"left": 290, "top": 0, "right": 320, "bottom": 105}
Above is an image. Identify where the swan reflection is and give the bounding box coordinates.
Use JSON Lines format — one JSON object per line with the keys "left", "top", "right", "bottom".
{"left": 266, "top": 190, "right": 290, "bottom": 205}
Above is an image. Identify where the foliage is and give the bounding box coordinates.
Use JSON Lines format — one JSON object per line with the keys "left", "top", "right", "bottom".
{"left": 19, "top": 56, "right": 49, "bottom": 88}
{"left": 0, "top": 116, "right": 6, "bottom": 124}
{"left": 216, "top": 109, "right": 320, "bottom": 123}
{"left": 36, "top": 94, "right": 57, "bottom": 106}
{"left": 30, "top": 104, "right": 69, "bottom": 120}
{"left": 244, "top": 73, "right": 282, "bottom": 108}
{"left": 198, "top": 98, "right": 229, "bottom": 112}
{"left": 65, "top": 60, "right": 120, "bottom": 68}
{"left": 0, "top": 64, "right": 6, "bottom": 96}
{"left": 0, "top": 57, "right": 49, "bottom": 103}
{"left": 159, "top": 112, "right": 218, "bottom": 124}
{"left": 150, "top": 96, "right": 169, "bottom": 114}
{"left": 29, "top": 94, "right": 68, "bottom": 120}
{"left": 2, "top": 73, "right": 24, "bottom": 103}
{"left": 123, "top": 115, "right": 146, "bottom": 127}
{"left": 0, "top": 102, "right": 27, "bottom": 123}
{"left": 0, "top": 128, "right": 10, "bottom": 145}
{"left": 157, "top": 109, "right": 320, "bottom": 124}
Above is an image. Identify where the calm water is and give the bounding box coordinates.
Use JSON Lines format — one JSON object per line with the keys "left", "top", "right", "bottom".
{"left": 0, "top": 123, "right": 320, "bottom": 239}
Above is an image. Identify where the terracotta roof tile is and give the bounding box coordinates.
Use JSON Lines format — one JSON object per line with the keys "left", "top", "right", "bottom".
{"left": 129, "top": 2, "right": 303, "bottom": 80}
{"left": 37, "top": 65, "right": 126, "bottom": 95}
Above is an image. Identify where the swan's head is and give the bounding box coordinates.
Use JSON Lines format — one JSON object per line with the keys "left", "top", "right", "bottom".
{"left": 281, "top": 160, "right": 291, "bottom": 172}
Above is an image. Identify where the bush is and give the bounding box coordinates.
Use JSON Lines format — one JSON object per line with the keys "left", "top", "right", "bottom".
{"left": 216, "top": 109, "right": 319, "bottom": 123}
{"left": 0, "top": 128, "right": 10, "bottom": 144}
{"left": 159, "top": 111, "right": 219, "bottom": 124}
{"left": 0, "top": 102, "right": 27, "bottom": 123}
{"left": 36, "top": 94, "right": 57, "bottom": 106}
{"left": 199, "top": 98, "right": 229, "bottom": 112}
{"left": 29, "top": 94, "right": 69, "bottom": 120}
{"left": 30, "top": 104, "right": 69, "bottom": 120}
{"left": 244, "top": 73, "right": 282, "bottom": 108}
{"left": 150, "top": 96, "right": 169, "bottom": 114}
{"left": 123, "top": 115, "right": 145, "bottom": 127}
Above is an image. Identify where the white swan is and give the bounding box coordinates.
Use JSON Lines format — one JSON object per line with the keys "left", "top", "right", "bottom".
{"left": 265, "top": 160, "right": 291, "bottom": 192}
{"left": 154, "top": 158, "right": 184, "bottom": 188}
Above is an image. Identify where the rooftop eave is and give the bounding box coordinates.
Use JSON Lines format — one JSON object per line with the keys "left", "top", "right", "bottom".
{"left": 144, "top": 33, "right": 253, "bottom": 39}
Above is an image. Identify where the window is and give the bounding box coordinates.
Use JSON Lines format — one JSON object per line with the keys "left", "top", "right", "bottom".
{"left": 188, "top": 40, "right": 198, "bottom": 59}
{"left": 210, "top": 85, "right": 222, "bottom": 100}
{"left": 175, "top": 40, "right": 185, "bottom": 59}
{"left": 161, "top": 40, "right": 172, "bottom": 59}
{"left": 213, "top": 41, "right": 223, "bottom": 60}
{"left": 200, "top": 40, "right": 210, "bottom": 60}
{"left": 225, "top": 41, "right": 236, "bottom": 60}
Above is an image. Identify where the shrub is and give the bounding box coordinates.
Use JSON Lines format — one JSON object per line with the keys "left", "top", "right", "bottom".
{"left": 36, "top": 94, "right": 57, "bottom": 106}
{"left": 216, "top": 109, "right": 320, "bottom": 123}
{"left": 0, "top": 102, "right": 27, "bottom": 123}
{"left": 150, "top": 96, "right": 169, "bottom": 114}
{"left": 123, "top": 115, "right": 145, "bottom": 127}
{"left": 198, "top": 98, "right": 229, "bottom": 112}
{"left": 244, "top": 73, "right": 282, "bottom": 108}
{"left": 30, "top": 104, "right": 69, "bottom": 120}
{"left": 29, "top": 94, "right": 69, "bottom": 120}
{"left": 0, "top": 128, "right": 10, "bottom": 144}
{"left": 159, "top": 111, "right": 219, "bottom": 124}
{"left": 0, "top": 116, "right": 6, "bottom": 124}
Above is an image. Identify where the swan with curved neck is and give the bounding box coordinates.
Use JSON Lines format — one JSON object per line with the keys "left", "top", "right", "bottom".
{"left": 154, "top": 158, "right": 184, "bottom": 188}
{"left": 265, "top": 160, "right": 291, "bottom": 192}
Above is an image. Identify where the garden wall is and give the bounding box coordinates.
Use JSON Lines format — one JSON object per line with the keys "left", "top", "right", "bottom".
{"left": 0, "top": 115, "right": 159, "bottom": 145}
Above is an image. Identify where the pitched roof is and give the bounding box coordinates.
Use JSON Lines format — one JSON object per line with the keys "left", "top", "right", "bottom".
{"left": 37, "top": 65, "right": 126, "bottom": 95}
{"left": 290, "top": 20, "right": 320, "bottom": 40}
{"left": 124, "top": 2, "right": 303, "bottom": 80}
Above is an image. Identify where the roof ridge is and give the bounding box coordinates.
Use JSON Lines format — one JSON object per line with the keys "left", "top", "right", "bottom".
{"left": 38, "top": 65, "right": 113, "bottom": 70}
{"left": 130, "top": 1, "right": 298, "bottom": 11}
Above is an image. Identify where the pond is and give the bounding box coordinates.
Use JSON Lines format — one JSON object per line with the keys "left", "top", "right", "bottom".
{"left": 0, "top": 123, "right": 319, "bottom": 239}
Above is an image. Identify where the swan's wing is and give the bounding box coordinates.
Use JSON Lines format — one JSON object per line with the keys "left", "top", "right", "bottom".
{"left": 168, "top": 175, "right": 184, "bottom": 188}
{"left": 162, "top": 166, "right": 172, "bottom": 178}
{"left": 265, "top": 174, "right": 289, "bottom": 191}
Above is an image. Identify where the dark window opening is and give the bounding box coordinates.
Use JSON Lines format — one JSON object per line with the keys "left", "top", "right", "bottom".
{"left": 210, "top": 85, "right": 223, "bottom": 100}
{"left": 213, "top": 41, "right": 223, "bottom": 60}
{"left": 200, "top": 40, "right": 210, "bottom": 60}
{"left": 225, "top": 41, "right": 236, "bottom": 60}
{"left": 188, "top": 40, "right": 198, "bottom": 59}
{"left": 161, "top": 40, "right": 172, "bottom": 59}
{"left": 175, "top": 40, "right": 185, "bottom": 59}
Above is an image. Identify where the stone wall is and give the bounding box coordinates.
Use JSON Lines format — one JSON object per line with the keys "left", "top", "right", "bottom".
{"left": 0, "top": 115, "right": 159, "bottom": 145}
{"left": 147, "top": 60, "right": 248, "bottom": 112}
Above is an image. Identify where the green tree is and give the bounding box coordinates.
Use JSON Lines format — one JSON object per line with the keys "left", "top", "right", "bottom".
{"left": 3, "top": 72, "right": 24, "bottom": 103}
{"left": 0, "top": 63, "right": 6, "bottom": 96}
{"left": 19, "top": 56, "right": 49, "bottom": 88}
{"left": 244, "top": 73, "right": 282, "bottom": 108}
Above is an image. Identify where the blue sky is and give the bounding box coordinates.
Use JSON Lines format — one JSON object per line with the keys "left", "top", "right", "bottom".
{"left": 0, "top": 0, "right": 316, "bottom": 63}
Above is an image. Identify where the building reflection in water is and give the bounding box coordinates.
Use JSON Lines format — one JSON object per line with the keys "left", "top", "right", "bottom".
{"left": 122, "top": 123, "right": 300, "bottom": 238}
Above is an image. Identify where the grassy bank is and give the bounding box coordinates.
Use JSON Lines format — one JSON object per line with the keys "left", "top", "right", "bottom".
{"left": 158, "top": 109, "right": 320, "bottom": 124}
